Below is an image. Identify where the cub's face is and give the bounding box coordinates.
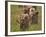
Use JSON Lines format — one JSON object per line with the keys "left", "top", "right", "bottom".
{"left": 29, "top": 8, "right": 35, "bottom": 17}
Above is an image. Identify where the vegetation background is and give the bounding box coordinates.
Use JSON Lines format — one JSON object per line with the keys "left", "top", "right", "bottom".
{"left": 10, "top": 5, "right": 42, "bottom": 32}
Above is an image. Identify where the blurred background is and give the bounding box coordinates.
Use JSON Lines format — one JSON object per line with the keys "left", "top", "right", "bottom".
{"left": 10, "top": 5, "right": 42, "bottom": 32}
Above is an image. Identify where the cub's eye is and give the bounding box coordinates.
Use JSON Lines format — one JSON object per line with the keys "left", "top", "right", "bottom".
{"left": 31, "top": 9, "right": 34, "bottom": 12}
